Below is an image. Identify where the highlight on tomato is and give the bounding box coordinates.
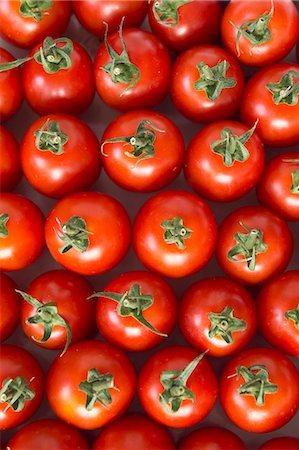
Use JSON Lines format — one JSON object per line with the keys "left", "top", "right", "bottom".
{"left": 0, "top": 125, "right": 22, "bottom": 192}
{"left": 0, "top": 48, "right": 23, "bottom": 122}
{"left": 178, "top": 426, "right": 246, "bottom": 450}
{"left": 0, "top": 273, "right": 20, "bottom": 342}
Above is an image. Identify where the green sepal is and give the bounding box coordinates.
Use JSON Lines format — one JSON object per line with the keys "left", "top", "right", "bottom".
{"left": 208, "top": 306, "right": 247, "bottom": 344}
{"left": 55, "top": 216, "right": 91, "bottom": 254}
{"left": 78, "top": 368, "right": 119, "bottom": 411}
{"left": 152, "top": 0, "right": 191, "bottom": 26}
{"left": 0, "top": 376, "right": 35, "bottom": 412}
{"left": 285, "top": 304, "right": 299, "bottom": 329}
{"left": 20, "top": 0, "right": 53, "bottom": 22}
{"left": 34, "top": 119, "right": 68, "bottom": 154}
{"left": 266, "top": 70, "right": 299, "bottom": 105}
{"left": 290, "top": 170, "right": 299, "bottom": 194}
{"left": 0, "top": 213, "right": 9, "bottom": 238}
{"left": 160, "top": 216, "right": 192, "bottom": 249}
{"left": 194, "top": 60, "right": 237, "bottom": 101}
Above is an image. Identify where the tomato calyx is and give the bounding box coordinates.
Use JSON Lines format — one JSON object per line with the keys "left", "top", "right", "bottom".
{"left": 285, "top": 304, "right": 299, "bottom": 329}
{"left": 194, "top": 60, "right": 237, "bottom": 101}
{"left": 227, "top": 222, "right": 267, "bottom": 271}
{"left": 266, "top": 70, "right": 299, "bottom": 105}
{"left": 160, "top": 216, "right": 192, "bottom": 249}
{"left": 0, "top": 376, "right": 35, "bottom": 412}
{"left": 34, "top": 119, "right": 68, "bottom": 154}
{"left": 79, "top": 368, "right": 120, "bottom": 411}
{"left": 55, "top": 216, "right": 91, "bottom": 254}
{"left": 290, "top": 171, "right": 299, "bottom": 194}
{"left": 208, "top": 306, "right": 247, "bottom": 344}
{"left": 152, "top": 0, "right": 191, "bottom": 26}
{"left": 20, "top": 0, "right": 53, "bottom": 22}
{"left": 0, "top": 213, "right": 9, "bottom": 238}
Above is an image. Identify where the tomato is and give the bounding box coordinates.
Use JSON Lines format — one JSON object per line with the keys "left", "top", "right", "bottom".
{"left": 178, "top": 426, "right": 246, "bottom": 450}
{"left": 0, "top": 193, "right": 45, "bottom": 271}
{"left": 100, "top": 110, "right": 184, "bottom": 192}
{"left": 0, "top": 48, "right": 22, "bottom": 122}
{"left": 297, "top": 38, "right": 299, "bottom": 62}
{"left": 221, "top": 0, "right": 299, "bottom": 67}
{"left": 257, "top": 152, "right": 299, "bottom": 221}
{"left": 0, "top": 0, "right": 71, "bottom": 49}
{"left": 46, "top": 340, "right": 136, "bottom": 429}
{"left": 0, "top": 344, "right": 44, "bottom": 430}
{"left": 6, "top": 418, "right": 89, "bottom": 450}
{"left": 259, "top": 437, "right": 299, "bottom": 450}
{"left": 138, "top": 345, "right": 217, "bottom": 428}
{"left": 92, "top": 270, "right": 177, "bottom": 352}
{"left": 216, "top": 206, "right": 293, "bottom": 285}
{"left": 73, "top": 0, "right": 148, "bottom": 40}
{"left": 0, "top": 273, "right": 19, "bottom": 342}
{"left": 184, "top": 120, "right": 265, "bottom": 202}
{"left": 45, "top": 191, "right": 131, "bottom": 276}
{"left": 0, "top": 126, "right": 22, "bottom": 192}
{"left": 179, "top": 277, "right": 257, "bottom": 357}
{"left": 92, "top": 413, "right": 175, "bottom": 450}
{"left": 133, "top": 190, "right": 217, "bottom": 278}
{"left": 170, "top": 45, "right": 245, "bottom": 123}
{"left": 20, "top": 114, "right": 101, "bottom": 198}
{"left": 94, "top": 26, "right": 171, "bottom": 111}
{"left": 219, "top": 347, "right": 299, "bottom": 433}
{"left": 148, "top": 0, "right": 223, "bottom": 53}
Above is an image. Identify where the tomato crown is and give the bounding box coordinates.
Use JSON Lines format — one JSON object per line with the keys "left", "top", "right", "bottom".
{"left": 152, "top": 0, "right": 191, "bottom": 26}
{"left": 20, "top": 0, "right": 53, "bottom": 22}
{"left": 194, "top": 60, "right": 237, "bottom": 101}
{"left": 0, "top": 376, "right": 35, "bottom": 412}
{"left": 34, "top": 120, "right": 68, "bottom": 155}
{"left": 0, "top": 213, "right": 9, "bottom": 238}
{"left": 208, "top": 306, "right": 247, "bottom": 344}
{"left": 79, "top": 368, "right": 120, "bottom": 411}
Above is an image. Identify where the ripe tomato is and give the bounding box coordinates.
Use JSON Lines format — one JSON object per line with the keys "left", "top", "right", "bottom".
{"left": 170, "top": 45, "right": 245, "bottom": 123}
{"left": 179, "top": 277, "right": 257, "bottom": 357}
{"left": 241, "top": 63, "right": 299, "bottom": 147}
{"left": 138, "top": 345, "right": 217, "bottom": 428}
{"left": 259, "top": 437, "right": 299, "bottom": 450}
{"left": 219, "top": 347, "right": 299, "bottom": 433}
{"left": 178, "top": 426, "right": 246, "bottom": 450}
{"left": 92, "top": 270, "right": 177, "bottom": 352}
{"left": 0, "top": 0, "right": 71, "bottom": 49}
{"left": 216, "top": 206, "right": 293, "bottom": 285}
{"left": 46, "top": 340, "right": 136, "bottom": 429}
{"left": 133, "top": 190, "right": 217, "bottom": 278}
{"left": 148, "top": 0, "right": 223, "bottom": 53}
{"left": 45, "top": 191, "right": 131, "bottom": 276}
{"left": 94, "top": 26, "right": 171, "bottom": 110}
{"left": 20, "top": 114, "right": 101, "bottom": 198}
{"left": 184, "top": 120, "right": 265, "bottom": 202}
{"left": 0, "top": 345, "right": 44, "bottom": 430}
{"left": 100, "top": 110, "right": 184, "bottom": 192}
{"left": 0, "top": 273, "right": 19, "bottom": 342}
{"left": 0, "top": 48, "right": 22, "bottom": 121}
{"left": 221, "top": 0, "right": 299, "bottom": 67}
{"left": 0, "top": 193, "right": 45, "bottom": 271}
{"left": 0, "top": 126, "right": 22, "bottom": 192}
{"left": 92, "top": 413, "right": 175, "bottom": 450}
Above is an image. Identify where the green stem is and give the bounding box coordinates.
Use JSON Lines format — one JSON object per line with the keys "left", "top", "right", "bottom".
{"left": 160, "top": 217, "right": 192, "bottom": 249}
{"left": 78, "top": 368, "right": 119, "bottom": 411}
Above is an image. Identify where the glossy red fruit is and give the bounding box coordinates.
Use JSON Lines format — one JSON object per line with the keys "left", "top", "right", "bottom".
{"left": 0, "top": 273, "right": 19, "bottom": 342}
{"left": 0, "top": 125, "right": 22, "bottom": 192}
{"left": 0, "top": 48, "right": 23, "bottom": 121}
{"left": 178, "top": 426, "right": 246, "bottom": 450}
{"left": 259, "top": 437, "right": 299, "bottom": 450}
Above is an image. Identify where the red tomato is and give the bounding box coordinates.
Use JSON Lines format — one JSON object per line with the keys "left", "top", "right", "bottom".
{"left": 259, "top": 437, "right": 299, "bottom": 450}
{"left": 46, "top": 340, "right": 136, "bottom": 429}
{"left": 94, "top": 27, "right": 171, "bottom": 111}
{"left": 179, "top": 277, "right": 257, "bottom": 357}
{"left": 0, "top": 273, "right": 19, "bottom": 342}
{"left": 133, "top": 190, "right": 217, "bottom": 278}
{"left": 184, "top": 120, "right": 265, "bottom": 202}
{"left": 216, "top": 206, "right": 293, "bottom": 285}
{"left": 0, "top": 48, "right": 22, "bottom": 121}
{"left": 148, "top": 0, "right": 223, "bottom": 53}
{"left": 257, "top": 152, "right": 299, "bottom": 221}
{"left": 220, "top": 347, "right": 299, "bottom": 433}
{"left": 0, "top": 193, "right": 45, "bottom": 271}
{"left": 138, "top": 345, "right": 217, "bottom": 428}
{"left": 241, "top": 63, "right": 299, "bottom": 147}
{"left": 100, "top": 110, "right": 184, "bottom": 192}
{"left": 20, "top": 114, "right": 101, "bottom": 198}
{"left": 0, "top": 126, "right": 22, "bottom": 192}
{"left": 178, "top": 426, "right": 246, "bottom": 450}
{"left": 297, "top": 39, "right": 299, "bottom": 62}
{"left": 221, "top": 0, "right": 299, "bottom": 67}
{"left": 0, "top": 0, "right": 71, "bottom": 49}
{"left": 92, "top": 413, "right": 175, "bottom": 450}
{"left": 0, "top": 344, "right": 44, "bottom": 430}
{"left": 92, "top": 270, "right": 177, "bottom": 352}
{"left": 170, "top": 45, "right": 245, "bottom": 123}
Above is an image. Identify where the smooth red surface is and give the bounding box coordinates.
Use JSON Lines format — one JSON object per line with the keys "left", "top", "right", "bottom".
{"left": 0, "top": 273, "right": 19, "bottom": 342}
{"left": 0, "top": 48, "right": 23, "bottom": 122}
{"left": 178, "top": 426, "right": 246, "bottom": 450}
{"left": 259, "top": 437, "right": 299, "bottom": 450}
{"left": 0, "top": 125, "right": 22, "bottom": 192}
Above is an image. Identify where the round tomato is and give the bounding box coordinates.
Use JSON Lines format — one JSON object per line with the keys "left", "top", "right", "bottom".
{"left": 94, "top": 27, "right": 171, "bottom": 110}
{"left": 138, "top": 345, "right": 217, "bottom": 428}
{"left": 100, "top": 110, "right": 184, "bottom": 192}
{"left": 46, "top": 340, "right": 136, "bottom": 429}
{"left": 216, "top": 205, "right": 293, "bottom": 285}
{"left": 92, "top": 270, "right": 177, "bottom": 352}
{"left": 221, "top": 0, "right": 299, "bottom": 67}
{"left": 0, "top": 48, "right": 22, "bottom": 121}
{"left": 0, "top": 125, "right": 22, "bottom": 192}
{"left": 178, "top": 426, "right": 246, "bottom": 450}
{"left": 20, "top": 114, "right": 101, "bottom": 198}
{"left": 297, "top": 38, "right": 299, "bottom": 62}
{"left": 0, "top": 345, "right": 44, "bottom": 430}
{"left": 259, "top": 437, "right": 299, "bottom": 450}
{"left": 45, "top": 191, "right": 131, "bottom": 275}
{"left": 170, "top": 45, "right": 245, "bottom": 123}
{"left": 179, "top": 277, "right": 257, "bottom": 357}
{"left": 0, "top": 273, "right": 19, "bottom": 342}
{"left": 219, "top": 347, "right": 299, "bottom": 433}
{"left": 133, "top": 190, "right": 217, "bottom": 278}
{"left": 184, "top": 120, "right": 265, "bottom": 202}
{"left": 0, "top": 193, "right": 45, "bottom": 271}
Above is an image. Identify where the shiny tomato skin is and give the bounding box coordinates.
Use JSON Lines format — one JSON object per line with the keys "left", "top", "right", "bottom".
{"left": 0, "top": 345, "right": 45, "bottom": 430}
{"left": 20, "top": 114, "right": 101, "bottom": 198}
{"left": 0, "top": 273, "right": 19, "bottom": 342}
{"left": 46, "top": 340, "right": 136, "bottom": 429}
{"left": 100, "top": 110, "right": 184, "bottom": 192}
{"left": 185, "top": 120, "right": 265, "bottom": 202}
{"left": 94, "top": 28, "right": 171, "bottom": 111}
{"left": 0, "top": 125, "right": 22, "bottom": 192}
{"left": 178, "top": 426, "right": 246, "bottom": 450}
{"left": 0, "top": 48, "right": 23, "bottom": 121}
{"left": 0, "top": 193, "right": 45, "bottom": 271}
{"left": 92, "top": 413, "right": 175, "bottom": 450}
{"left": 220, "top": 347, "right": 299, "bottom": 433}
{"left": 179, "top": 277, "right": 257, "bottom": 357}
{"left": 0, "top": 0, "right": 71, "bottom": 49}
{"left": 216, "top": 206, "right": 293, "bottom": 285}
{"left": 259, "top": 437, "right": 299, "bottom": 450}
{"left": 170, "top": 45, "right": 245, "bottom": 123}
{"left": 297, "top": 39, "right": 299, "bottom": 62}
